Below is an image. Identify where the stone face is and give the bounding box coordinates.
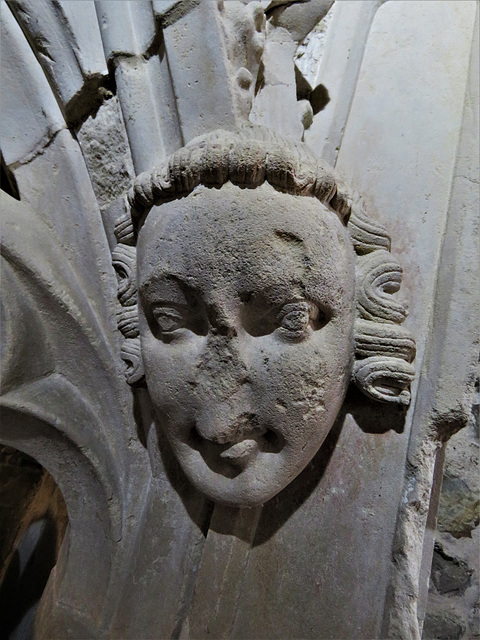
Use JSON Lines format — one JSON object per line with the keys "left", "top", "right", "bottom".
{"left": 138, "top": 182, "right": 355, "bottom": 506}
{"left": 112, "top": 123, "right": 416, "bottom": 507}
{"left": 0, "top": 2, "right": 478, "bottom": 639}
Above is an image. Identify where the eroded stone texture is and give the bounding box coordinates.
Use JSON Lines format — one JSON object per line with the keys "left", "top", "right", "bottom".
{"left": 8, "top": 0, "right": 108, "bottom": 125}
{"left": 109, "top": 124, "right": 416, "bottom": 512}
{"left": 251, "top": 0, "right": 331, "bottom": 139}
{"left": 0, "top": 2, "right": 478, "bottom": 639}
{"left": 424, "top": 390, "right": 480, "bottom": 640}
{"left": 77, "top": 96, "right": 134, "bottom": 210}
{"left": 295, "top": 2, "right": 336, "bottom": 89}
{"left": 138, "top": 182, "right": 355, "bottom": 506}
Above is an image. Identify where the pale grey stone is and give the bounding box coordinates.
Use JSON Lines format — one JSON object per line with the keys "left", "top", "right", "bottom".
{"left": 336, "top": 0, "right": 476, "bottom": 372}
{"left": 138, "top": 182, "right": 355, "bottom": 506}
{"left": 95, "top": 0, "right": 182, "bottom": 173}
{"left": 100, "top": 124, "right": 416, "bottom": 638}
{"left": 251, "top": 35, "right": 303, "bottom": 138}
{"left": 7, "top": 0, "right": 108, "bottom": 124}
{"left": 0, "top": 2, "right": 478, "bottom": 639}
{"left": 163, "top": 1, "right": 265, "bottom": 142}
{"left": 113, "top": 54, "right": 183, "bottom": 173}
{"left": 12, "top": 129, "right": 119, "bottom": 333}
{"left": 57, "top": 1, "right": 107, "bottom": 78}
{"left": 77, "top": 96, "right": 135, "bottom": 210}
{"left": 344, "top": 3, "right": 480, "bottom": 637}
{"left": 294, "top": 2, "right": 336, "bottom": 89}
{"left": 0, "top": 4, "right": 64, "bottom": 167}
{"left": 95, "top": 1, "right": 156, "bottom": 60}
{"left": 305, "top": 0, "right": 386, "bottom": 165}
{"left": 267, "top": 0, "right": 334, "bottom": 43}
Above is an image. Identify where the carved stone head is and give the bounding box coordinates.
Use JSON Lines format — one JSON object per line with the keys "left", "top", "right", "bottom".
{"left": 113, "top": 126, "right": 415, "bottom": 507}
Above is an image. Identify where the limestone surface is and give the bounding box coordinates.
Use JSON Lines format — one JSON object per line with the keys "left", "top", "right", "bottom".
{"left": 0, "top": 2, "right": 478, "bottom": 639}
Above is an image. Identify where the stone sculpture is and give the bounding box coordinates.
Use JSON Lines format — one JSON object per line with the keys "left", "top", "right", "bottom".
{"left": 1, "top": 1, "right": 478, "bottom": 639}
{"left": 112, "top": 125, "right": 415, "bottom": 506}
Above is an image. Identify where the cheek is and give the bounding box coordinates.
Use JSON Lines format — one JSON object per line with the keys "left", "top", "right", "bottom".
{"left": 141, "top": 334, "right": 203, "bottom": 414}
{"left": 250, "top": 320, "right": 353, "bottom": 438}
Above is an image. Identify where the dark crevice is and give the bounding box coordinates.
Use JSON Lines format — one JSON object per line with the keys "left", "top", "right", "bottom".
{"left": 295, "top": 64, "right": 330, "bottom": 115}
{"left": 255, "top": 60, "right": 265, "bottom": 96}
{"left": 144, "top": 16, "right": 167, "bottom": 62}
{"left": 310, "top": 83, "right": 330, "bottom": 114}
{"left": 265, "top": 1, "right": 303, "bottom": 21}
{"left": 0, "top": 447, "right": 68, "bottom": 640}
{"left": 430, "top": 543, "right": 473, "bottom": 595}
{"left": 295, "top": 63, "right": 312, "bottom": 100}
{"left": 8, "top": 128, "right": 63, "bottom": 172}
{"left": 66, "top": 74, "right": 116, "bottom": 131}
{"left": 1, "top": 153, "right": 20, "bottom": 200}
{"left": 157, "top": 0, "right": 202, "bottom": 29}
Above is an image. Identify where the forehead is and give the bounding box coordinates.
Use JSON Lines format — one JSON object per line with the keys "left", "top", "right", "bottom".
{"left": 137, "top": 183, "right": 354, "bottom": 307}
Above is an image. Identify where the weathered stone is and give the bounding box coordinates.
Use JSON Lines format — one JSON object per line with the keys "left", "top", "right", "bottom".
{"left": 305, "top": 0, "right": 385, "bottom": 165}
{"left": 77, "top": 96, "right": 135, "bottom": 210}
{"left": 113, "top": 54, "right": 182, "bottom": 173}
{"left": 328, "top": 2, "right": 479, "bottom": 638}
{"left": 0, "top": 2, "right": 478, "bottom": 639}
{"left": 424, "top": 388, "right": 480, "bottom": 640}
{"left": 0, "top": 4, "right": 64, "bottom": 167}
{"left": 8, "top": 0, "right": 108, "bottom": 125}
{"left": 423, "top": 610, "right": 466, "bottom": 640}
{"left": 438, "top": 474, "right": 480, "bottom": 540}
{"left": 163, "top": 1, "right": 266, "bottom": 142}
{"left": 95, "top": 0, "right": 156, "bottom": 59}
{"left": 251, "top": 33, "right": 302, "bottom": 138}
{"left": 431, "top": 544, "right": 473, "bottom": 596}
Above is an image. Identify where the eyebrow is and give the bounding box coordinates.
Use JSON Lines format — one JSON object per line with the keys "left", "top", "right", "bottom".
{"left": 140, "top": 272, "right": 202, "bottom": 307}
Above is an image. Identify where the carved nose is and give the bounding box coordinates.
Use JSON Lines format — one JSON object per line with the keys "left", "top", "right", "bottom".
{"left": 194, "top": 333, "right": 256, "bottom": 444}
{"left": 195, "top": 403, "right": 262, "bottom": 445}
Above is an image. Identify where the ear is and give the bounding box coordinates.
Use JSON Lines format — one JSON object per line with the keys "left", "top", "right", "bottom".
{"left": 352, "top": 356, "right": 415, "bottom": 406}
{"left": 121, "top": 338, "right": 145, "bottom": 385}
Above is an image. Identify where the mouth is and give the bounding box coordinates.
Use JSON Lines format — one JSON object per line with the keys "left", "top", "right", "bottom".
{"left": 187, "top": 426, "right": 284, "bottom": 477}
{"left": 219, "top": 438, "right": 259, "bottom": 469}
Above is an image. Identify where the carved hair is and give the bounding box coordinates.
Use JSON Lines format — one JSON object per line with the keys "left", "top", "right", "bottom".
{"left": 113, "top": 125, "right": 415, "bottom": 404}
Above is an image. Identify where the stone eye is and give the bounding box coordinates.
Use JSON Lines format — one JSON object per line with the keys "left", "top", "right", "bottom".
{"left": 150, "top": 304, "right": 209, "bottom": 340}
{"left": 278, "top": 302, "right": 310, "bottom": 329}
{"left": 153, "top": 307, "right": 184, "bottom": 333}
{"left": 277, "top": 301, "right": 324, "bottom": 339}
